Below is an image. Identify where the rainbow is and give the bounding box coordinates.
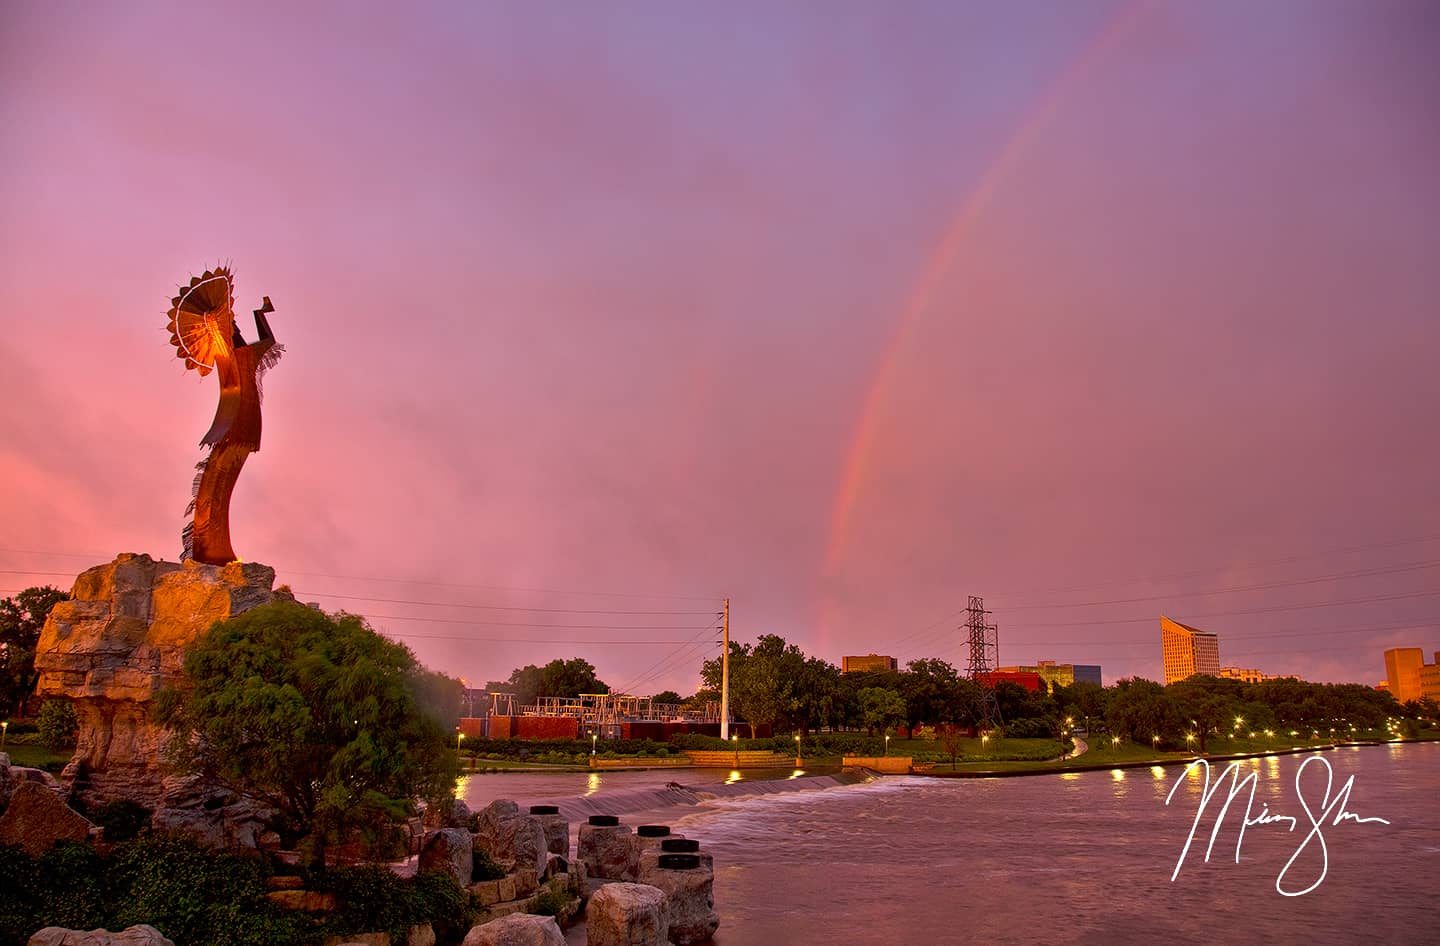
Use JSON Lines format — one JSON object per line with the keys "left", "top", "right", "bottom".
{"left": 819, "top": 4, "right": 1152, "bottom": 632}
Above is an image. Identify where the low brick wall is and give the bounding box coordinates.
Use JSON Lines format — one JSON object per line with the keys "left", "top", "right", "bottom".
{"left": 682, "top": 750, "right": 796, "bottom": 768}
{"left": 590, "top": 757, "right": 693, "bottom": 768}
{"left": 842, "top": 756, "right": 913, "bottom": 774}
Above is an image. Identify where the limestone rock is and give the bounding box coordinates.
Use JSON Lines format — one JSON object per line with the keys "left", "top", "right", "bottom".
{"left": 530, "top": 812, "right": 569, "bottom": 858}
{"left": 468, "top": 879, "right": 502, "bottom": 907}
{"left": 419, "top": 827, "right": 473, "bottom": 885}
{"left": 32, "top": 553, "right": 288, "bottom": 808}
{"left": 577, "top": 822, "right": 633, "bottom": 881}
{"left": 637, "top": 860, "right": 719, "bottom": 945}
{"left": 472, "top": 806, "right": 547, "bottom": 874}
{"left": 460, "top": 914, "right": 564, "bottom": 946}
{"left": 513, "top": 867, "right": 539, "bottom": 897}
{"left": 586, "top": 883, "right": 668, "bottom": 946}
{"left": 472, "top": 799, "right": 520, "bottom": 836}
{"left": 406, "top": 925, "right": 436, "bottom": 946}
{"left": 149, "top": 778, "right": 276, "bottom": 849}
{"left": 0, "top": 756, "right": 64, "bottom": 809}
{"left": 423, "top": 798, "right": 472, "bottom": 830}
{"left": 27, "top": 925, "right": 174, "bottom": 946}
{"left": 0, "top": 780, "right": 94, "bottom": 855}
{"left": 623, "top": 833, "right": 686, "bottom": 882}
{"left": 264, "top": 889, "right": 337, "bottom": 911}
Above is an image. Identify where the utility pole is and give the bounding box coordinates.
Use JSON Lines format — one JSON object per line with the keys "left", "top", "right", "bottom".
{"left": 720, "top": 597, "right": 731, "bottom": 740}
{"left": 965, "top": 595, "right": 1003, "bottom": 730}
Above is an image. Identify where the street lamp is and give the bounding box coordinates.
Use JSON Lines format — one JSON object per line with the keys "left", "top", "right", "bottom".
{"left": 456, "top": 731, "right": 464, "bottom": 753}
{"left": 591, "top": 732, "right": 598, "bottom": 756}
{"left": 794, "top": 734, "right": 802, "bottom": 767}
{"left": 1152, "top": 734, "right": 1159, "bottom": 750}
{"left": 982, "top": 731, "right": 990, "bottom": 751}
{"left": 1, "top": 720, "right": 7, "bottom": 751}
{"left": 732, "top": 733, "right": 739, "bottom": 767}
{"left": 1111, "top": 735, "right": 1120, "bottom": 751}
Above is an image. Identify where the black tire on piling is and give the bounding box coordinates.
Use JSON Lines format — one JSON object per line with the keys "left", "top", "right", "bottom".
{"left": 660, "top": 838, "right": 700, "bottom": 853}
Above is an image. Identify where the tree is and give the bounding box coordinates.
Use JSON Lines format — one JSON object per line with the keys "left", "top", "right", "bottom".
{"left": 0, "top": 586, "right": 67, "bottom": 717}
{"left": 501, "top": 658, "right": 609, "bottom": 708}
{"left": 855, "top": 687, "right": 906, "bottom": 736}
{"left": 157, "top": 603, "right": 457, "bottom": 866}
{"left": 786, "top": 657, "right": 841, "bottom": 736}
{"left": 899, "top": 659, "right": 962, "bottom": 729}
{"left": 940, "top": 727, "right": 965, "bottom": 769}
{"left": 1106, "top": 677, "right": 1183, "bottom": 745}
{"left": 731, "top": 636, "right": 798, "bottom": 737}
{"left": 1168, "top": 676, "right": 1241, "bottom": 752}
{"left": 650, "top": 691, "right": 683, "bottom": 706}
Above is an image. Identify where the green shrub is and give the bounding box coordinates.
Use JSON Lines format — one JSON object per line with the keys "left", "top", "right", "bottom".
{"left": 36, "top": 841, "right": 110, "bottom": 932}
{"left": 110, "top": 835, "right": 275, "bottom": 944}
{"left": 92, "top": 800, "right": 153, "bottom": 842}
{"left": 0, "top": 843, "right": 41, "bottom": 944}
{"left": 316, "top": 864, "right": 408, "bottom": 940}
{"left": 36, "top": 700, "right": 78, "bottom": 749}
{"left": 0, "top": 834, "right": 479, "bottom": 946}
{"left": 472, "top": 847, "right": 506, "bottom": 881}
{"left": 529, "top": 879, "right": 570, "bottom": 917}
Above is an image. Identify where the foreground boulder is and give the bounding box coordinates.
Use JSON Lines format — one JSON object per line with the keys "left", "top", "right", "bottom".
{"left": 0, "top": 780, "right": 94, "bottom": 855}
{"left": 0, "top": 753, "right": 65, "bottom": 809}
{"left": 586, "top": 883, "right": 668, "bottom": 946}
{"left": 460, "top": 913, "right": 565, "bottom": 946}
{"left": 577, "top": 818, "right": 632, "bottom": 881}
{"left": 419, "top": 827, "right": 474, "bottom": 885}
{"left": 28, "top": 925, "right": 174, "bottom": 946}
{"left": 637, "top": 857, "right": 719, "bottom": 945}
{"left": 471, "top": 800, "right": 547, "bottom": 874}
{"left": 32, "top": 553, "right": 289, "bottom": 810}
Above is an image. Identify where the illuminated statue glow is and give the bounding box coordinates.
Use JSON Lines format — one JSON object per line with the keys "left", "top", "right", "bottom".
{"left": 165, "top": 266, "right": 283, "bottom": 564}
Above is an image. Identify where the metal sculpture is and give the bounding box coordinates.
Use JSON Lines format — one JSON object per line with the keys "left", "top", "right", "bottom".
{"left": 165, "top": 266, "right": 283, "bottom": 564}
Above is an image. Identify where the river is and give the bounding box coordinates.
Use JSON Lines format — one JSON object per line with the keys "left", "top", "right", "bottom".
{"left": 459, "top": 743, "right": 1440, "bottom": 945}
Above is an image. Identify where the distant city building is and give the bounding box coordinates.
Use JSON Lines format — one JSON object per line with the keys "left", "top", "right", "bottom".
{"left": 1218, "top": 666, "right": 1282, "bottom": 684}
{"left": 976, "top": 670, "right": 1042, "bottom": 693}
{"left": 995, "top": 659, "right": 1102, "bottom": 689}
{"left": 1384, "top": 648, "right": 1426, "bottom": 704}
{"left": 842, "top": 654, "right": 898, "bottom": 674}
{"left": 1420, "top": 652, "right": 1440, "bottom": 703}
{"left": 1161, "top": 616, "right": 1221, "bottom": 685}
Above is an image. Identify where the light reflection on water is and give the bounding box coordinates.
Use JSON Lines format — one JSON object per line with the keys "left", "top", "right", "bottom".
{"left": 682, "top": 746, "right": 1438, "bottom": 946}
{"left": 478, "top": 748, "right": 1436, "bottom": 946}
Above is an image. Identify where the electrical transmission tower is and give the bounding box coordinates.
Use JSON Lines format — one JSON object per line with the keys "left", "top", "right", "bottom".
{"left": 964, "top": 595, "right": 1003, "bottom": 729}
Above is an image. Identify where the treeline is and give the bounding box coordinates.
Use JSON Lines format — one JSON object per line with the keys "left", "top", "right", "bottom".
{"left": 695, "top": 636, "right": 1055, "bottom": 736}
{"left": 688, "top": 635, "right": 1424, "bottom": 746}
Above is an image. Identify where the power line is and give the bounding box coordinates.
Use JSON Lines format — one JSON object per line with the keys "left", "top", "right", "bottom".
{"left": 356, "top": 613, "right": 718, "bottom": 631}
{"left": 0, "top": 552, "right": 719, "bottom": 602}
{"left": 996, "top": 559, "right": 1440, "bottom": 610}
{"left": 987, "top": 531, "right": 1440, "bottom": 600}
{"left": 375, "top": 633, "right": 704, "bottom": 644}
{"left": 292, "top": 590, "right": 719, "bottom": 616}
{"left": 1006, "top": 588, "right": 1440, "bottom": 628}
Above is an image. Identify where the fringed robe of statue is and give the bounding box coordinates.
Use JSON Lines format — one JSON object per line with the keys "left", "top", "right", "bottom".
{"left": 182, "top": 336, "right": 282, "bottom": 564}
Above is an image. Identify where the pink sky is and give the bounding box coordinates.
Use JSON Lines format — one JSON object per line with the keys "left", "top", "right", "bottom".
{"left": 2, "top": 1, "right": 1437, "bottom": 696}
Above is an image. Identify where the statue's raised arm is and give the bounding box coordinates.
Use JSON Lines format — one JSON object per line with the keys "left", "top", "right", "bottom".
{"left": 166, "top": 266, "right": 284, "bottom": 565}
